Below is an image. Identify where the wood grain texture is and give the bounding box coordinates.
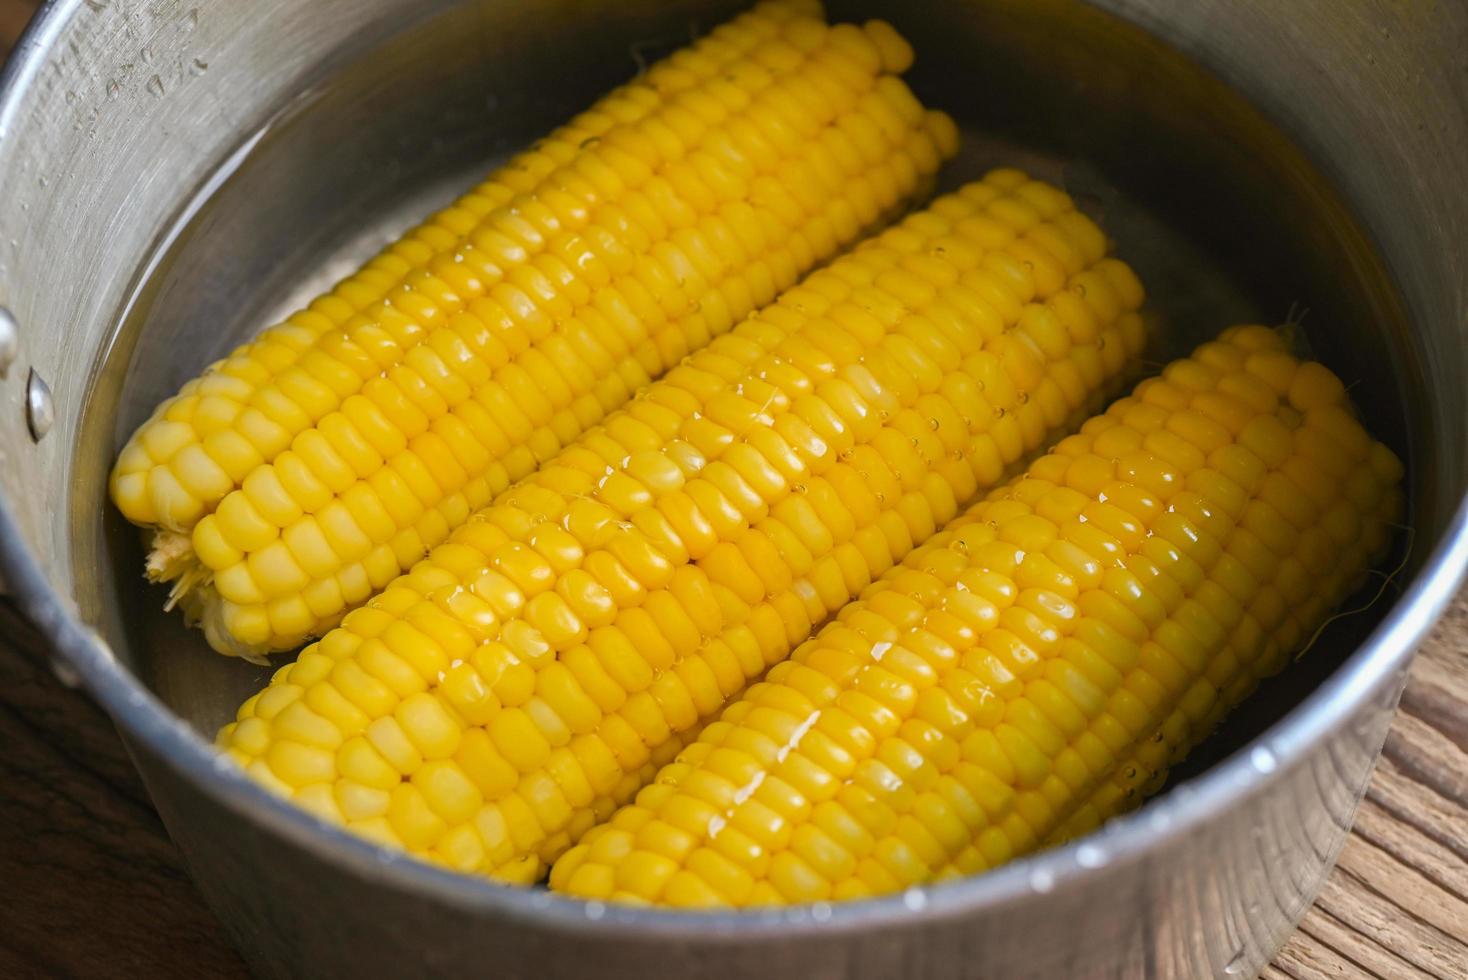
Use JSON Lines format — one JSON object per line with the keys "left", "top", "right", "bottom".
{"left": 0, "top": 5, "right": 1463, "bottom": 977}
{"left": 0, "top": 602, "right": 248, "bottom": 980}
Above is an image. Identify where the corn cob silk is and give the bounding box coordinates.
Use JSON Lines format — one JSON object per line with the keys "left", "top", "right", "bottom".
{"left": 217, "top": 171, "right": 1150, "bottom": 883}
{"left": 549, "top": 326, "right": 1403, "bottom": 907}
{"left": 110, "top": 0, "right": 958, "bottom": 659}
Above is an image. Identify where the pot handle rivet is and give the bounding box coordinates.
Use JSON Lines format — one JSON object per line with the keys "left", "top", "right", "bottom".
{"left": 26, "top": 368, "right": 54, "bottom": 442}
{"left": 0, "top": 306, "right": 17, "bottom": 379}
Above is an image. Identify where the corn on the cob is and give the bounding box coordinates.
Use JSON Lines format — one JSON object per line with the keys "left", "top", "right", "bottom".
{"left": 216, "top": 170, "right": 1149, "bottom": 882}
{"left": 548, "top": 326, "right": 1402, "bottom": 906}
{"left": 112, "top": 1, "right": 958, "bottom": 660}
{"left": 114, "top": 0, "right": 813, "bottom": 530}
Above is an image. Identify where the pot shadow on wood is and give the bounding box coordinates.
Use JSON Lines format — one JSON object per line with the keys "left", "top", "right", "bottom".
{"left": 0, "top": 604, "right": 247, "bottom": 980}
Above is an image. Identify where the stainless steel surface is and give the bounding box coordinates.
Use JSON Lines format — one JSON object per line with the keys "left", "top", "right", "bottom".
{"left": 0, "top": 304, "right": 17, "bottom": 378}
{"left": 23, "top": 365, "right": 50, "bottom": 441}
{"left": 0, "top": 1, "right": 1464, "bottom": 977}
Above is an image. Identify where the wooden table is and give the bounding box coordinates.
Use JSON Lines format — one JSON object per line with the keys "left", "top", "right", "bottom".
{"left": 0, "top": 7, "right": 1464, "bottom": 978}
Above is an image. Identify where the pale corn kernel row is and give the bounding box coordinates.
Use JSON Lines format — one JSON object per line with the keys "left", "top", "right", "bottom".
{"left": 217, "top": 171, "right": 1148, "bottom": 882}
{"left": 114, "top": 0, "right": 822, "bottom": 531}
{"left": 186, "top": 71, "right": 960, "bottom": 659}
{"left": 1041, "top": 332, "right": 1401, "bottom": 847}
{"left": 113, "top": 0, "right": 822, "bottom": 533}
{"left": 930, "top": 326, "right": 1401, "bottom": 876}
{"left": 126, "top": 15, "right": 898, "bottom": 536}
{"left": 548, "top": 328, "right": 1401, "bottom": 906}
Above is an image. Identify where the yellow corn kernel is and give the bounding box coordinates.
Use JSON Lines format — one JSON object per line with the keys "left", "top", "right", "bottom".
{"left": 550, "top": 329, "right": 1401, "bottom": 906}
{"left": 119, "top": 2, "right": 959, "bottom": 660}
{"left": 218, "top": 170, "right": 1148, "bottom": 884}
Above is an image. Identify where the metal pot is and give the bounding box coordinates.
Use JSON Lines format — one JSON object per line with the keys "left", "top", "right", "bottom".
{"left": 1, "top": 1, "right": 1464, "bottom": 976}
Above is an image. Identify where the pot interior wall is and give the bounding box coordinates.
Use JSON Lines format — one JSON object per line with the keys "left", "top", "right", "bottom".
{"left": 71, "top": 0, "right": 1420, "bottom": 787}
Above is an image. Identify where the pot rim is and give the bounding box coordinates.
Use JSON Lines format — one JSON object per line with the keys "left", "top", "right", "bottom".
{"left": 4, "top": 0, "right": 1466, "bottom": 940}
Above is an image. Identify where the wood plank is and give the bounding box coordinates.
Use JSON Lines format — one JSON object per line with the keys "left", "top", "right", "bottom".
{"left": 1297, "top": 909, "right": 1432, "bottom": 979}
{"left": 1384, "top": 708, "right": 1468, "bottom": 809}
{"left": 1311, "top": 873, "right": 1468, "bottom": 980}
{"left": 1366, "top": 754, "right": 1468, "bottom": 864}
{"left": 1269, "top": 926, "right": 1398, "bottom": 980}
{"left": 1293, "top": 906, "right": 1436, "bottom": 980}
{"left": 0, "top": 606, "right": 247, "bottom": 979}
{"left": 1352, "top": 798, "right": 1468, "bottom": 905}
{"left": 1401, "top": 651, "right": 1468, "bottom": 751}
{"left": 1330, "top": 836, "right": 1468, "bottom": 965}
